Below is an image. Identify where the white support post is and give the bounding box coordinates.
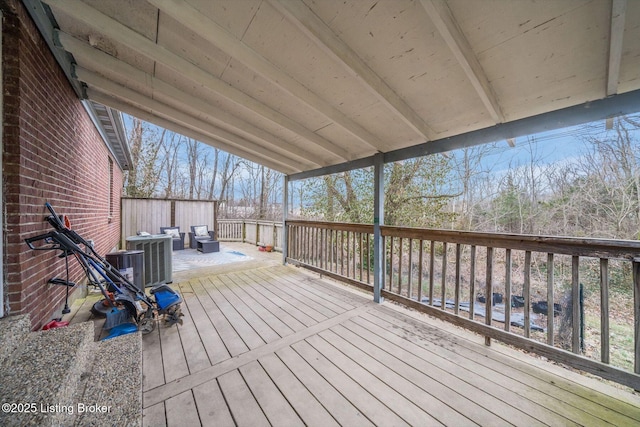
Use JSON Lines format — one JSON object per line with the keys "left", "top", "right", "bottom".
{"left": 282, "top": 175, "right": 289, "bottom": 265}
{"left": 373, "top": 153, "right": 384, "bottom": 303}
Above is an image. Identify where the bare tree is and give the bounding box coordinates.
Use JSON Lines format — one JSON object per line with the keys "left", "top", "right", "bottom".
{"left": 124, "top": 118, "right": 166, "bottom": 197}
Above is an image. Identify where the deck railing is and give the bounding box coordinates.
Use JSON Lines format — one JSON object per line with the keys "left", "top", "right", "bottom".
{"left": 285, "top": 219, "right": 640, "bottom": 390}
{"left": 217, "top": 219, "right": 283, "bottom": 251}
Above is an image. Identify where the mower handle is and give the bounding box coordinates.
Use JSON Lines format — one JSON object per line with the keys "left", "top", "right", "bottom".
{"left": 45, "top": 202, "right": 66, "bottom": 230}
{"left": 25, "top": 230, "right": 84, "bottom": 255}
{"left": 24, "top": 232, "right": 60, "bottom": 251}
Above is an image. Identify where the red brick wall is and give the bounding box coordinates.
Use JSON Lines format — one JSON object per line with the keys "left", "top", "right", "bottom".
{"left": 2, "top": 0, "right": 125, "bottom": 330}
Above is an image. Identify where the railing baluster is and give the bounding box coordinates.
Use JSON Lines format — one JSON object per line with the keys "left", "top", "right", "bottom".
{"left": 382, "top": 235, "right": 386, "bottom": 290}
{"left": 547, "top": 253, "right": 554, "bottom": 346}
{"left": 429, "top": 240, "right": 435, "bottom": 306}
{"left": 309, "top": 226, "right": 313, "bottom": 264}
{"left": 524, "top": 250, "right": 531, "bottom": 339}
{"left": 359, "top": 233, "right": 363, "bottom": 282}
{"left": 505, "top": 248, "right": 512, "bottom": 332}
{"left": 633, "top": 259, "right": 640, "bottom": 374}
{"left": 314, "top": 227, "right": 319, "bottom": 266}
{"left": 325, "top": 229, "right": 330, "bottom": 271}
{"left": 600, "top": 258, "right": 609, "bottom": 364}
{"left": 308, "top": 226, "right": 312, "bottom": 265}
{"left": 389, "top": 236, "right": 395, "bottom": 289}
{"left": 572, "top": 255, "right": 580, "bottom": 354}
{"left": 486, "top": 246, "right": 494, "bottom": 345}
{"left": 469, "top": 245, "right": 476, "bottom": 320}
{"left": 321, "top": 227, "right": 325, "bottom": 267}
{"left": 455, "top": 243, "right": 461, "bottom": 315}
{"left": 441, "top": 242, "right": 447, "bottom": 311}
{"left": 366, "top": 233, "right": 371, "bottom": 284}
{"left": 309, "top": 226, "right": 313, "bottom": 266}
{"left": 293, "top": 225, "right": 298, "bottom": 259}
{"left": 352, "top": 231, "right": 357, "bottom": 281}
{"left": 418, "top": 240, "right": 424, "bottom": 303}
{"left": 408, "top": 238, "right": 414, "bottom": 300}
{"left": 398, "top": 237, "right": 404, "bottom": 294}
{"left": 317, "top": 226, "right": 321, "bottom": 267}
{"left": 308, "top": 226, "right": 312, "bottom": 264}
{"left": 340, "top": 231, "right": 344, "bottom": 276}
{"left": 345, "top": 231, "right": 350, "bottom": 278}
{"left": 300, "top": 225, "right": 304, "bottom": 262}
{"left": 329, "top": 229, "right": 338, "bottom": 273}
{"left": 331, "top": 229, "right": 336, "bottom": 273}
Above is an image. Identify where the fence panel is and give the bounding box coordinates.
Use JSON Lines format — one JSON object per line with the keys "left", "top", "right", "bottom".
{"left": 121, "top": 198, "right": 217, "bottom": 248}
{"left": 120, "top": 198, "right": 171, "bottom": 247}
{"left": 175, "top": 201, "right": 216, "bottom": 247}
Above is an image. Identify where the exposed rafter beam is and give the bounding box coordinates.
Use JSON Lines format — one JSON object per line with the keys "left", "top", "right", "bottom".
{"left": 269, "top": 0, "right": 437, "bottom": 141}
{"left": 148, "top": 0, "right": 385, "bottom": 153}
{"left": 76, "top": 67, "right": 308, "bottom": 173}
{"left": 57, "top": 31, "right": 330, "bottom": 167}
{"left": 45, "top": 0, "right": 353, "bottom": 161}
{"left": 607, "top": 0, "right": 627, "bottom": 96}
{"left": 89, "top": 90, "right": 297, "bottom": 174}
{"left": 420, "top": 0, "right": 504, "bottom": 123}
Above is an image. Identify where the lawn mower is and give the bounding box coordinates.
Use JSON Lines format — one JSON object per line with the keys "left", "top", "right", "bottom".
{"left": 25, "top": 203, "right": 183, "bottom": 335}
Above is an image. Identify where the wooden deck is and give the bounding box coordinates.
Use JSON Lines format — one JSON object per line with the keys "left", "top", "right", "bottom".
{"left": 142, "top": 256, "right": 640, "bottom": 426}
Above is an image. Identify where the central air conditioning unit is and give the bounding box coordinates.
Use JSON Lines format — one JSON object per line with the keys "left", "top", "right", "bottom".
{"left": 125, "top": 234, "right": 173, "bottom": 287}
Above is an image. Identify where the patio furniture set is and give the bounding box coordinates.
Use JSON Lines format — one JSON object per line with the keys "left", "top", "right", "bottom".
{"left": 160, "top": 225, "right": 219, "bottom": 253}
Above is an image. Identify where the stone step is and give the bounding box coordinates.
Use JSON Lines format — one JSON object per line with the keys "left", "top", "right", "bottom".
{"left": 0, "top": 317, "right": 143, "bottom": 427}
{"left": 0, "top": 314, "right": 31, "bottom": 366}
{"left": 0, "top": 321, "right": 95, "bottom": 427}
{"left": 75, "top": 332, "right": 142, "bottom": 426}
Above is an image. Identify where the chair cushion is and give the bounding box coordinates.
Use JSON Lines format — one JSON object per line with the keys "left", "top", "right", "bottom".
{"left": 163, "top": 228, "right": 181, "bottom": 239}
{"left": 193, "top": 225, "right": 209, "bottom": 237}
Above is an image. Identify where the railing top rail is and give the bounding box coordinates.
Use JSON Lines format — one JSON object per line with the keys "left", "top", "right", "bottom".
{"left": 381, "top": 225, "right": 640, "bottom": 260}
{"left": 286, "top": 219, "right": 373, "bottom": 233}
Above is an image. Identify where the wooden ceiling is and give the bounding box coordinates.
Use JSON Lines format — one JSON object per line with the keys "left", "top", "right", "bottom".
{"left": 26, "top": 0, "right": 640, "bottom": 176}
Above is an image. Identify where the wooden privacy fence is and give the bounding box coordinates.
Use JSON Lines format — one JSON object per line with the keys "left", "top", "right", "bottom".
{"left": 285, "top": 219, "right": 640, "bottom": 390}
{"left": 217, "top": 219, "right": 283, "bottom": 251}
{"left": 121, "top": 198, "right": 217, "bottom": 248}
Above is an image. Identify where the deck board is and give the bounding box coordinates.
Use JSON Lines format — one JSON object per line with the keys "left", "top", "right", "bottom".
{"left": 336, "top": 321, "right": 550, "bottom": 426}
{"left": 363, "top": 309, "right": 639, "bottom": 426}
{"left": 237, "top": 272, "right": 324, "bottom": 327}
{"left": 222, "top": 273, "right": 297, "bottom": 338}
{"left": 175, "top": 296, "right": 211, "bottom": 374}
{"left": 192, "top": 379, "right": 234, "bottom": 427}
{"left": 316, "top": 327, "right": 507, "bottom": 426}
{"left": 257, "top": 353, "right": 340, "bottom": 427}
{"left": 213, "top": 275, "right": 283, "bottom": 344}
{"left": 179, "top": 280, "right": 231, "bottom": 366}
{"left": 291, "top": 340, "right": 410, "bottom": 426}
{"left": 143, "top": 257, "right": 640, "bottom": 426}
{"left": 142, "top": 402, "right": 166, "bottom": 427}
{"left": 218, "top": 370, "right": 270, "bottom": 427}
{"left": 190, "top": 277, "right": 249, "bottom": 356}
{"left": 165, "top": 390, "right": 200, "bottom": 427}
{"left": 239, "top": 361, "right": 305, "bottom": 427}
{"left": 159, "top": 321, "right": 189, "bottom": 383}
